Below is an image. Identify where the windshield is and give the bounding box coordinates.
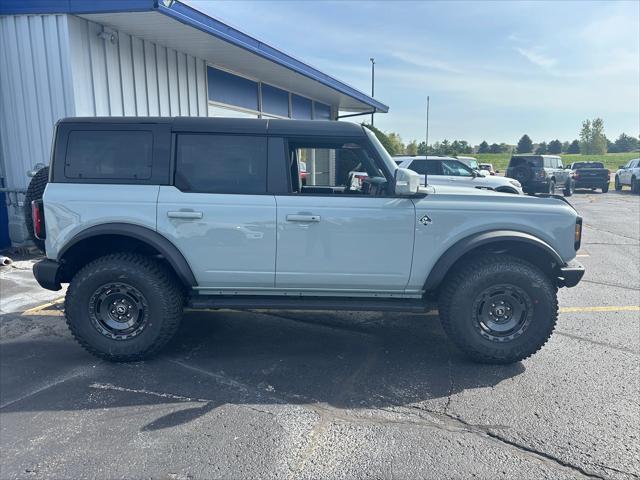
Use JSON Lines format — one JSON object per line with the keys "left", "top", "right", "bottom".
{"left": 364, "top": 127, "right": 398, "bottom": 174}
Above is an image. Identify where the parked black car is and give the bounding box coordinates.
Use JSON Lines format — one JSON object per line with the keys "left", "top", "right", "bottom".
{"left": 506, "top": 155, "right": 573, "bottom": 196}
{"left": 567, "top": 162, "right": 609, "bottom": 193}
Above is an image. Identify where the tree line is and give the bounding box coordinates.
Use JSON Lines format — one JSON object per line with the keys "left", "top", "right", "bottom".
{"left": 364, "top": 119, "right": 639, "bottom": 156}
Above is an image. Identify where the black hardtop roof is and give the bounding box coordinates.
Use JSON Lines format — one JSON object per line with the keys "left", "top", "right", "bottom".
{"left": 58, "top": 117, "right": 366, "bottom": 137}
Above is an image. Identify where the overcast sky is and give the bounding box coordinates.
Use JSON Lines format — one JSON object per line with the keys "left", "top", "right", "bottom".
{"left": 187, "top": 0, "right": 639, "bottom": 146}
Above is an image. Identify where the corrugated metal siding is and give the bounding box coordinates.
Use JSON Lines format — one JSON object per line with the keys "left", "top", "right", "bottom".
{"left": 0, "top": 14, "right": 74, "bottom": 189}
{"left": 66, "top": 15, "right": 207, "bottom": 118}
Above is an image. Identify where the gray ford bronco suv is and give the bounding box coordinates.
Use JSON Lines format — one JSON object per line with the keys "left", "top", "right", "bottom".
{"left": 30, "top": 118, "right": 584, "bottom": 364}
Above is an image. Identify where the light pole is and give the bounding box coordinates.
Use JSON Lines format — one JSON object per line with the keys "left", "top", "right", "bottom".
{"left": 425, "top": 96, "right": 430, "bottom": 157}
{"left": 370, "top": 57, "right": 375, "bottom": 126}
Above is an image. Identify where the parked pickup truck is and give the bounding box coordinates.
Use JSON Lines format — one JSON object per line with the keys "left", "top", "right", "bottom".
{"left": 567, "top": 162, "right": 610, "bottom": 193}
{"left": 29, "top": 118, "right": 584, "bottom": 365}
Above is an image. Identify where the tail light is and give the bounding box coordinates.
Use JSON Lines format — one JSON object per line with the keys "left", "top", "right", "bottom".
{"left": 31, "top": 200, "right": 45, "bottom": 240}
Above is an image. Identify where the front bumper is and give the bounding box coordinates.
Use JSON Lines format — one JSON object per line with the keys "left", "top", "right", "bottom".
{"left": 33, "top": 259, "right": 62, "bottom": 291}
{"left": 557, "top": 260, "right": 585, "bottom": 288}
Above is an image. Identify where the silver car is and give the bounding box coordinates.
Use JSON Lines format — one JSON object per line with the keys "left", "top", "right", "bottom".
{"left": 395, "top": 156, "right": 523, "bottom": 194}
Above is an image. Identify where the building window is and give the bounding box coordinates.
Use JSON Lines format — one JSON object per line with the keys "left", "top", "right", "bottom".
{"left": 207, "top": 67, "right": 259, "bottom": 111}
{"left": 262, "top": 83, "right": 290, "bottom": 117}
{"left": 291, "top": 94, "right": 312, "bottom": 119}
{"left": 65, "top": 130, "right": 153, "bottom": 180}
{"left": 175, "top": 134, "right": 267, "bottom": 194}
{"left": 314, "top": 102, "right": 331, "bottom": 120}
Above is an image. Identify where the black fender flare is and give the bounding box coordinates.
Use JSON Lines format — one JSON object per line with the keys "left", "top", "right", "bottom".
{"left": 58, "top": 223, "right": 197, "bottom": 287}
{"left": 423, "top": 230, "right": 564, "bottom": 290}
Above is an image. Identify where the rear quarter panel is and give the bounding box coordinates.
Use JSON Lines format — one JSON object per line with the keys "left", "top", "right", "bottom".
{"left": 43, "top": 184, "right": 160, "bottom": 259}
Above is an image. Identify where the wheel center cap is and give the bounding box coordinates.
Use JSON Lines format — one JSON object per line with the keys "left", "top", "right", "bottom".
{"left": 115, "top": 305, "right": 127, "bottom": 315}
{"left": 494, "top": 306, "right": 506, "bottom": 316}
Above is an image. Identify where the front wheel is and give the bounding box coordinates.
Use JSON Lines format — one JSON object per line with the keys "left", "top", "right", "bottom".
{"left": 632, "top": 177, "right": 639, "bottom": 194}
{"left": 614, "top": 176, "right": 622, "bottom": 191}
{"left": 65, "top": 253, "right": 184, "bottom": 362}
{"left": 548, "top": 180, "right": 556, "bottom": 194}
{"left": 563, "top": 180, "right": 574, "bottom": 197}
{"left": 438, "top": 255, "right": 558, "bottom": 364}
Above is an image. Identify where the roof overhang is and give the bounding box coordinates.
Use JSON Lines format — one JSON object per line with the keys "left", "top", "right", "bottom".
{"left": 1, "top": 0, "right": 388, "bottom": 114}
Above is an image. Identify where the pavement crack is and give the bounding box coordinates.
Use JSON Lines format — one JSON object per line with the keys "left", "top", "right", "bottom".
{"left": 0, "top": 366, "right": 92, "bottom": 410}
{"left": 484, "top": 431, "right": 605, "bottom": 480}
{"left": 580, "top": 279, "right": 640, "bottom": 291}
{"left": 443, "top": 347, "right": 454, "bottom": 415}
{"left": 555, "top": 330, "right": 639, "bottom": 355}
{"left": 403, "top": 405, "right": 605, "bottom": 479}
{"left": 583, "top": 225, "right": 639, "bottom": 243}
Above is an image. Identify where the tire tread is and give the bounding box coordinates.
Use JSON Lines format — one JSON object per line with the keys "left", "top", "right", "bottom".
{"left": 439, "top": 255, "right": 558, "bottom": 364}
{"left": 65, "top": 253, "right": 183, "bottom": 362}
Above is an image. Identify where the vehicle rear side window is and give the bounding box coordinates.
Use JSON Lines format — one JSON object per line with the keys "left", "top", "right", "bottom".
{"left": 408, "top": 160, "right": 441, "bottom": 175}
{"left": 175, "top": 134, "right": 267, "bottom": 194}
{"left": 65, "top": 130, "right": 153, "bottom": 180}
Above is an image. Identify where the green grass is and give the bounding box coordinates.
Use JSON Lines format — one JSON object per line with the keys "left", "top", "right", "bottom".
{"left": 473, "top": 152, "right": 639, "bottom": 172}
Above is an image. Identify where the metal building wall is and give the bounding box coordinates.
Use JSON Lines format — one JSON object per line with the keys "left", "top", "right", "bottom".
{"left": 0, "top": 13, "right": 208, "bottom": 245}
{"left": 0, "top": 14, "right": 75, "bottom": 191}
{"left": 66, "top": 15, "right": 208, "bottom": 119}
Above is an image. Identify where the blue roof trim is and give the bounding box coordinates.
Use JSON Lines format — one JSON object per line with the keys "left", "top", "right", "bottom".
{"left": 0, "top": 0, "right": 155, "bottom": 15}
{"left": 1, "top": 0, "right": 388, "bottom": 113}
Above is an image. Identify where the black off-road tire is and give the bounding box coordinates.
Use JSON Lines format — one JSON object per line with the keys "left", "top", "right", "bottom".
{"left": 438, "top": 255, "right": 558, "bottom": 364}
{"left": 632, "top": 177, "right": 639, "bottom": 194}
{"left": 24, "top": 166, "right": 49, "bottom": 252}
{"left": 614, "top": 176, "right": 622, "bottom": 191}
{"left": 601, "top": 183, "right": 609, "bottom": 193}
{"left": 65, "top": 253, "right": 184, "bottom": 362}
{"left": 563, "top": 180, "right": 574, "bottom": 197}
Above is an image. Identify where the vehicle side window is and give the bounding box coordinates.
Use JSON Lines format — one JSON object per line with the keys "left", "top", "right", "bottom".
{"left": 556, "top": 158, "right": 563, "bottom": 168}
{"left": 408, "top": 160, "right": 441, "bottom": 175}
{"left": 175, "top": 134, "right": 267, "bottom": 194}
{"left": 441, "top": 160, "right": 473, "bottom": 176}
{"left": 287, "top": 140, "right": 385, "bottom": 195}
{"left": 65, "top": 130, "right": 153, "bottom": 180}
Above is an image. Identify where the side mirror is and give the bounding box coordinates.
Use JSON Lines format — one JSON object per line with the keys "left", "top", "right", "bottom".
{"left": 619, "top": 165, "right": 625, "bottom": 169}
{"left": 394, "top": 168, "right": 421, "bottom": 196}
{"left": 476, "top": 170, "right": 489, "bottom": 177}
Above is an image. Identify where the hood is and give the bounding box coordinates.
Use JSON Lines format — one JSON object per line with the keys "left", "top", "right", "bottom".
{"left": 421, "top": 183, "right": 576, "bottom": 212}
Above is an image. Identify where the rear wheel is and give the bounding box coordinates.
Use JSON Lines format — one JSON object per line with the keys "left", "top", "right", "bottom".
{"left": 65, "top": 253, "right": 184, "bottom": 361}
{"left": 614, "top": 176, "right": 622, "bottom": 191}
{"left": 24, "top": 166, "right": 49, "bottom": 252}
{"left": 438, "top": 255, "right": 558, "bottom": 364}
{"left": 632, "top": 177, "right": 639, "bottom": 194}
{"left": 601, "top": 183, "right": 609, "bottom": 193}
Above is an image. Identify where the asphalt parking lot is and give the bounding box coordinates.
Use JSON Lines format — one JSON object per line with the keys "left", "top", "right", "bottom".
{"left": 1, "top": 190, "right": 638, "bottom": 480}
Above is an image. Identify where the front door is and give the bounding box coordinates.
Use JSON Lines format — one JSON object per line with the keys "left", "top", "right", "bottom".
{"left": 275, "top": 139, "right": 415, "bottom": 293}
{"left": 157, "top": 133, "right": 276, "bottom": 289}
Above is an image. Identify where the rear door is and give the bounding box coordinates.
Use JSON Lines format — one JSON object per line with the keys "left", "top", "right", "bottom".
{"left": 157, "top": 133, "right": 276, "bottom": 289}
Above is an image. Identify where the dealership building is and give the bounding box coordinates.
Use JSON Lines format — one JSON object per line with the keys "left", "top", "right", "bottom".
{"left": 0, "top": 0, "right": 387, "bottom": 247}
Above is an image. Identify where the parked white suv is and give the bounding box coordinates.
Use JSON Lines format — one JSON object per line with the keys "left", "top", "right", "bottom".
{"left": 614, "top": 158, "right": 640, "bottom": 194}
{"left": 395, "top": 156, "right": 523, "bottom": 194}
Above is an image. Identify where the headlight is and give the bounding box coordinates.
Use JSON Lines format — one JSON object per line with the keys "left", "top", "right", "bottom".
{"left": 509, "top": 179, "right": 522, "bottom": 187}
